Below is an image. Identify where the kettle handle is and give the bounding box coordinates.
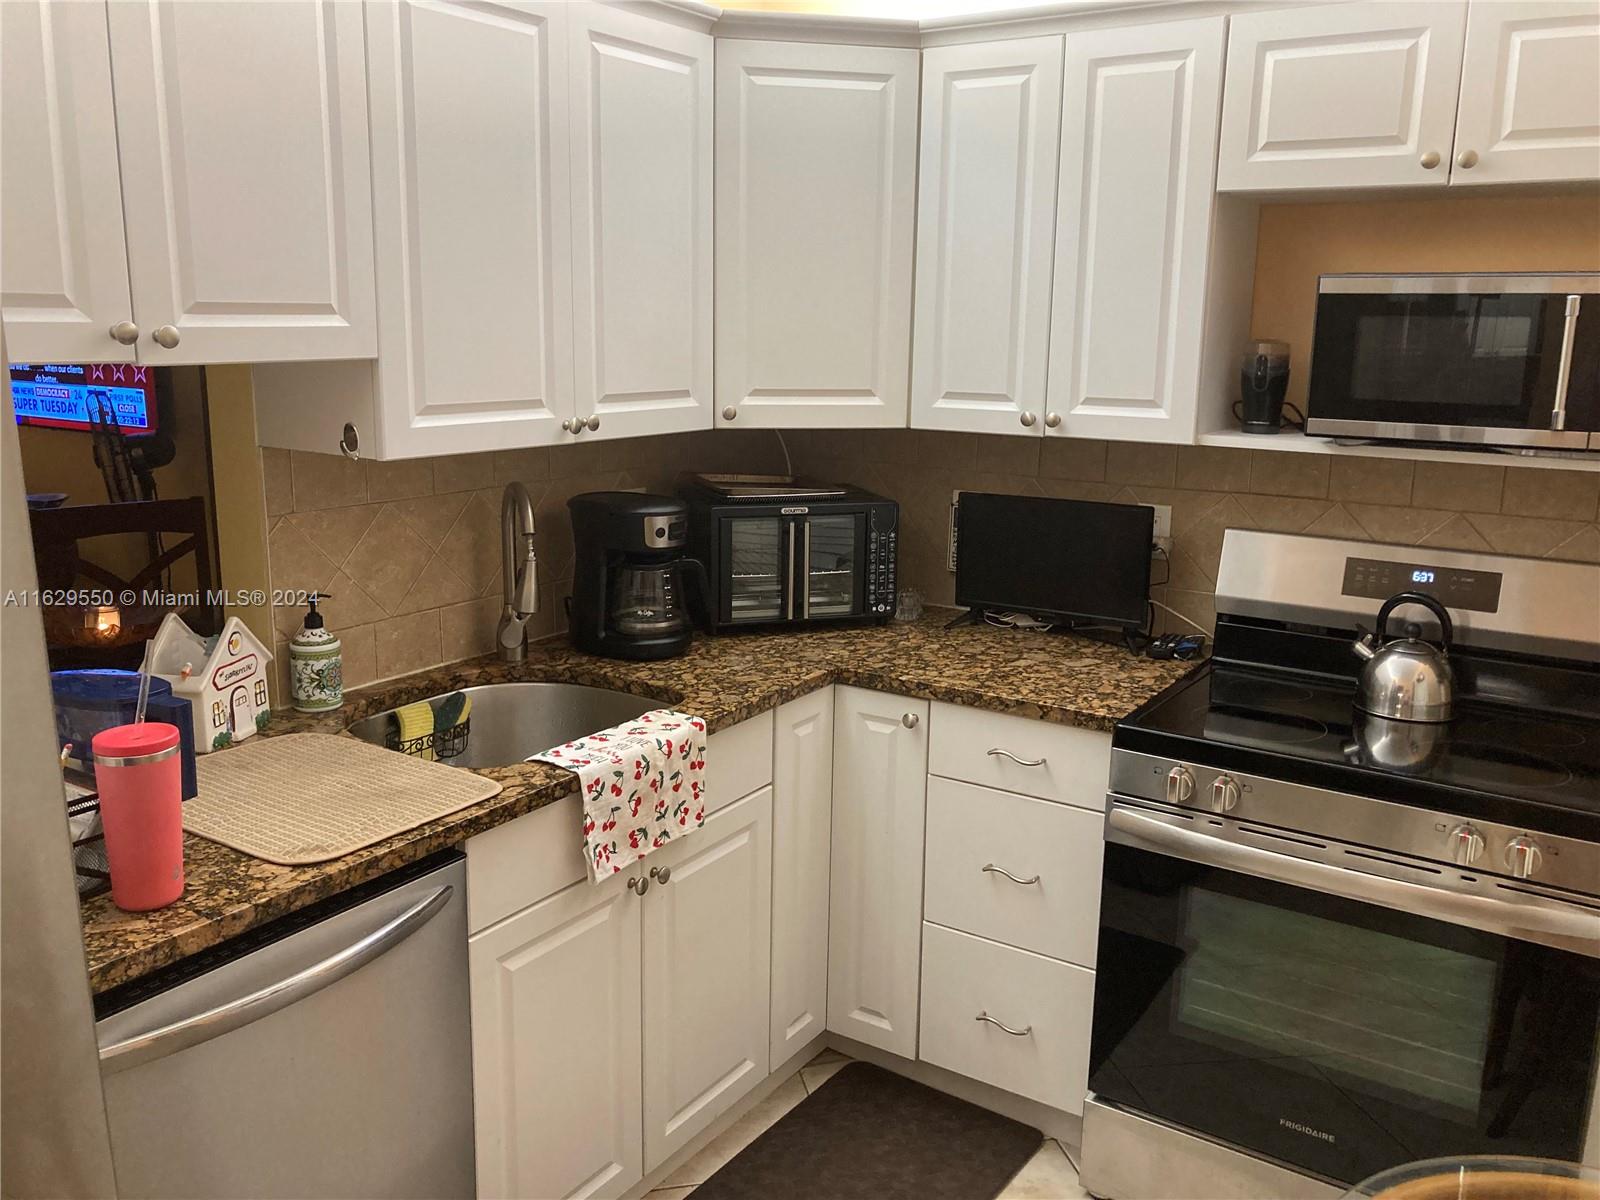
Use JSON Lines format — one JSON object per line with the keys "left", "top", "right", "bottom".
{"left": 1375, "top": 591, "right": 1453, "bottom": 649}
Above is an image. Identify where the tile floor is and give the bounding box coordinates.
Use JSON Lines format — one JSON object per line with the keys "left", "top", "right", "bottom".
{"left": 643, "top": 1049, "right": 1093, "bottom": 1199}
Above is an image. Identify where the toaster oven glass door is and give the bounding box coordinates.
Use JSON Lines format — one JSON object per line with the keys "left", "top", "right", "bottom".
{"left": 722, "top": 516, "right": 788, "bottom": 624}
{"left": 803, "top": 513, "right": 864, "bottom": 619}
{"left": 1308, "top": 279, "right": 1597, "bottom": 448}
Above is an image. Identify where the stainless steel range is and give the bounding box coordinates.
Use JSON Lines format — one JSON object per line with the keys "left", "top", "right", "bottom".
{"left": 1082, "top": 530, "right": 1600, "bottom": 1200}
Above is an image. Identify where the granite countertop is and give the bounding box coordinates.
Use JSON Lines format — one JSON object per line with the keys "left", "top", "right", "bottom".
{"left": 81, "top": 612, "right": 1198, "bottom": 995}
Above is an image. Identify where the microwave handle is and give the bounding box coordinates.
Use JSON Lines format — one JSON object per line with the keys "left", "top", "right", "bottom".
{"left": 1551, "top": 294, "right": 1581, "bottom": 432}
{"left": 783, "top": 522, "right": 797, "bottom": 621}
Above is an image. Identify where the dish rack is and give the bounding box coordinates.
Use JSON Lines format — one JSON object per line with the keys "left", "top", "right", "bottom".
{"left": 386, "top": 717, "right": 470, "bottom": 761}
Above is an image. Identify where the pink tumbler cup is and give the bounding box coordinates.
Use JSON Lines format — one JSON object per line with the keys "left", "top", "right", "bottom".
{"left": 93, "top": 722, "right": 184, "bottom": 911}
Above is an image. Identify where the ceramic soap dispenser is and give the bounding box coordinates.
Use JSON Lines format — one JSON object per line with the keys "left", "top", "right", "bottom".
{"left": 289, "top": 593, "right": 342, "bottom": 713}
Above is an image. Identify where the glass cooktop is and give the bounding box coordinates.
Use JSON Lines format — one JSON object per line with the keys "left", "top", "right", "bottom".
{"left": 1117, "top": 664, "right": 1600, "bottom": 839}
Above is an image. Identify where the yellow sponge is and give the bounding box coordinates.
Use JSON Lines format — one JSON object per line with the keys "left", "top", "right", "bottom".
{"left": 394, "top": 700, "right": 436, "bottom": 760}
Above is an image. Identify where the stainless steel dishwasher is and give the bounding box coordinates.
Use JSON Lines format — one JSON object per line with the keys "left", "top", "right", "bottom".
{"left": 94, "top": 852, "right": 474, "bottom": 1199}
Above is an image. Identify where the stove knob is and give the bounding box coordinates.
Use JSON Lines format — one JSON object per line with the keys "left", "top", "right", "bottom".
{"left": 1446, "top": 824, "right": 1484, "bottom": 866}
{"left": 1504, "top": 837, "right": 1543, "bottom": 880}
{"left": 1210, "top": 774, "right": 1240, "bottom": 813}
{"left": 1165, "top": 765, "right": 1195, "bottom": 805}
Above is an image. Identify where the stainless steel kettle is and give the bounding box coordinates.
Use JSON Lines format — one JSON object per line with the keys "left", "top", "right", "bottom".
{"left": 1352, "top": 591, "right": 1455, "bottom": 723}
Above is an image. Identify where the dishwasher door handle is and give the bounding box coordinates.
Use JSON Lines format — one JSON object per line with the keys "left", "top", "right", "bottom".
{"left": 98, "top": 883, "right": 453, "bottom": 1073}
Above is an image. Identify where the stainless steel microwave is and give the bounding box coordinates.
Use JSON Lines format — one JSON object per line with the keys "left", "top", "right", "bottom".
{"left": 1306, "top": 273, "right": 1599, "bottom": 453}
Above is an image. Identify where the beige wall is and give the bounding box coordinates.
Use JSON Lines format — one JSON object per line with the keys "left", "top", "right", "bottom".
{"left": 1250, "top": 194, "right": 1600, "bottom": 411}
{"left": 261, "top": 431, "right": 787, "bottom": 700}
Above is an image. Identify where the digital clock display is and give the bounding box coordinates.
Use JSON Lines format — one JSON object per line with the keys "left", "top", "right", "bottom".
{"left": 1342, "top": 557, "right": 1502, "bottom": 612}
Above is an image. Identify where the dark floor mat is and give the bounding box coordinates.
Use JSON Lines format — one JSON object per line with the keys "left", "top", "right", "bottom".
{"left": 690, "top": 1061, "right": 1044, "bottom": 1200}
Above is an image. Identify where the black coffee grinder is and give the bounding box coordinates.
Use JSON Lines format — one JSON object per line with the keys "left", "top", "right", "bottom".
{"left": 567, "top": 492, "right": 711, "bottom": 661}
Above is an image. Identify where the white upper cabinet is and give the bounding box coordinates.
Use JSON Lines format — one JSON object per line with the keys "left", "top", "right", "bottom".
{"left": 1, "top": 1, "right": 136, "bottom": 365}
{"left": 715, "top": 40, "right": 919, "bottom": 430}
{"left": 569, "top": 4, "right": 713, "bottom": 439}
{"left": 828, "top": 687, "right": 928, "bottom": 1058}
{"left": 1045, "top": 17, "right": 1226, "bottom": 444}
{"left": 1217, "top": 1, "right": 1469, "bottom": 191}
{"left": 911, "top": 36, "right": 1064, "bottom": 437}
{"left": 107, "top": 0, "right": 376, "bottom": 364}
{"left": 361, "top": 0, "right": 574, "bottom": 458}
{"left": 1452, "top": 1, "right": 1600, "bottom": 186}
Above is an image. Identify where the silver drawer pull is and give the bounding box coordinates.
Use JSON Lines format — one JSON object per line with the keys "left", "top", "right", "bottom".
{"left": 982, "top": 863, "right": 1040, "bottom": 886}
{"left": 975, "top": 1011, "right": 1032, "bottom": 1037}
{"left": 987, "top": 747, "right": 1046, "bottom": 768}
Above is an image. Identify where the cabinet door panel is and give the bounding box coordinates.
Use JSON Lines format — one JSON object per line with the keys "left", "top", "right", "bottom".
{"left": 1453, "top": 1, "right": 1600, "bottom": 186}
{"left": 770, "top": 689, "right": 834, "bottom": 1067}
{"left": 469, "top": 877, "right": 642, "bottom": 1200}
{"left": 108, "top": 0, "right": 375, "bottom": 363}
{"left": 827, "top": 687, "right": 928, "bottom": 1058}
{"left": 365, "top": 0, "right": 573, "bottom": 456}
{"left": 912, "top": 37, "right": 1063, "bottom": 437}
{"left": 715, "top": 40, "right": 919, "bottom": 429}
{"left": 1217, "top": 1, "right": 1468, "bottom": 191}
{"left": 1, "top": 0, "right": 135, "bottom": 364}
{"left": 642, "top": 789, "right": 773, "bottom": 1171}
{"left": 569, "top": 5, "right": 712, "bottom": 439}
{"left": 1046, "top": 17, "right": 1224, "bottom": 443}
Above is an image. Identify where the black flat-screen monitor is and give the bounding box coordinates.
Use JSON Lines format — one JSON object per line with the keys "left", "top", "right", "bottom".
{"left": 956, "top": 492, "right": 1153, "bottom": 630}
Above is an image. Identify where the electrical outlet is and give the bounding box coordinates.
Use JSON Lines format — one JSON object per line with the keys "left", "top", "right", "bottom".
{"left": 1144, "top": 503, "right": 1173, "bottom": 555}
{"left": 948, "top": 490, "right": 961, "bottom": 572}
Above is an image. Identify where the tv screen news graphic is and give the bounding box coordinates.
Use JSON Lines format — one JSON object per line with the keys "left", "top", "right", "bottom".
{"left": 11, "top": 362, "right": 157, "bottom": 434}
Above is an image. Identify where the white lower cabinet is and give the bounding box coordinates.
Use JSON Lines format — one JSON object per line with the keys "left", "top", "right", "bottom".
{"left": 770, "top": 690, "right": 835, "bottom": 1067}
{"left": 919, "top": 922, "right": 1095, "bottom": 1114}
{"left": 469, "top": 874, "right": 643, "bottom": 1200}
{"left": 827, "top": 687, "right": 929, "bottom": 1058}
{"left": 642, "top": 787, "right": 774, "bottom": 1170}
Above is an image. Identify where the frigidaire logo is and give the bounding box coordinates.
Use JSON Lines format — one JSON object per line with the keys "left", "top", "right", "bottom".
{"left": 781, "top": 506, "right": 809, "bottom": 515}
{"left": 1279, "top": 1118, "right": 1336, "bottom": 1144}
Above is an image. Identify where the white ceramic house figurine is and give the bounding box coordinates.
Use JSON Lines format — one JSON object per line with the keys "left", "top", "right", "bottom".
{"left": 147, "top": 613, "right": 274, "bottom": 752}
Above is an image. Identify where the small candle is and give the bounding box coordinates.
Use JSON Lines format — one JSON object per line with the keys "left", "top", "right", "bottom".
{"left": 84, "top": 604, "right": 122, "bottom": 640}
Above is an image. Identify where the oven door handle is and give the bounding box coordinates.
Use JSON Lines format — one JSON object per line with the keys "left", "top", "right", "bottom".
{"left": 1107, "top": 807, "right": 1600, "bottom": 956}
{"left": 783, "top": 522, "right": 796, "bottom": 621}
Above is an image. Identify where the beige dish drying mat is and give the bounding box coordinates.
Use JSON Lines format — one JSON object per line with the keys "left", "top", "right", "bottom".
{"left": 184, "top": 733, "right": 502, "bottom": 864}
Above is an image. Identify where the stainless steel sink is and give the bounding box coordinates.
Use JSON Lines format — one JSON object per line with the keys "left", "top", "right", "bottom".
{"left": 347, "top": 682, "right": 660, "bottom": 769}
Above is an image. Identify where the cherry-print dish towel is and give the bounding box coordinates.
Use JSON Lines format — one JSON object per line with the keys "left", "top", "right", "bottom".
{"left": 527, "top": 709, "right": 708, "bottom": 882}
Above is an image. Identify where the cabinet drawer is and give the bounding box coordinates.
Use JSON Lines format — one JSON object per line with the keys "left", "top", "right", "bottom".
{"left": 928, "top": 703, "right": 1111, "bottom": 810}
{"left": 918, "top": 923, "right": 1093, "bottom": 1114}
{"left": 705, "top": 710, "right": 774, "bottom": 816}
{"left": 924, "top": 777, "right": 1101, "bottom": 967}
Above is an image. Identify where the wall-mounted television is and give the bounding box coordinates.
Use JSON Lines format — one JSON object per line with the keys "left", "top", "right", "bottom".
{"left": 11, "top": 363, "right": 157, "bottom": 434}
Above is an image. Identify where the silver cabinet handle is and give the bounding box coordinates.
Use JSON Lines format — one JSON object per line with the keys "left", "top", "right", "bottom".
{"left": 975, "top": 1011, "right": 1032, "bottom": 1037}
{"left": 983, "top": 863, "right": 1041, "bottom": 886}
{"left": 151, "top": 324, "right": 180, "bottom": 349}
{"left": 1044, "top": 412, "right": 1061, "bottom": 428}
{"left": 987, "top": 747, "right": 1046, "bottom": 768}
{"left": 1551, "top": 295, "right": 1581, "bottom": 432}
{"left": 901, "top": 711, "right": 919, "bottom": 729}
{"left": 649, "top": 864, "right": 672, "bottom": 885}
{"left": 561, "top": 418, "right": 576, "bottom": 432}
{"left": 97, "top": 884, "right": 453, "bottom": 1072}
{"left": 1419, "top": 151, "right": 1440, "bottom": 169}
{"left": 338, "top": 422, "right": 360, "bottom": 461}
{"left": 722, "top": 406, "right": 737, "bottom": 421}
{"left": 628, "top": 875, "right": 651, "bottom": 896}
{"left": 1019, "top": 411, "right": 1037, "bottom": 428}
{"left": 109, "top": 320, "right": 140, "bottom": 345}
{"left": 1457, "top": 149, "right": 1479, "bottom": 169}
{"left": 585, "top": 415, "right": 600, "bottom": 431}
{"left": 1106, "top": 807, "right": 1600, "bottom": 955}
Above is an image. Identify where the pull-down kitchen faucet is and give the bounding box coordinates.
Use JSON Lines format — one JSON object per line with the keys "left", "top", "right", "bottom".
{"left": 497, "top": 482, "right": 539, "bottom": 662}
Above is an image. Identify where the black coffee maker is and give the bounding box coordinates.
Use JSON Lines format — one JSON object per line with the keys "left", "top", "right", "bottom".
{"left": 567, "top": 492, "right": 711, "bottom": 661}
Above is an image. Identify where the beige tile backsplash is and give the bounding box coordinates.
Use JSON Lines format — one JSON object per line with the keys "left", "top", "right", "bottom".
{"left": 262, "top": 428, "right": 1599, "bottom": 697}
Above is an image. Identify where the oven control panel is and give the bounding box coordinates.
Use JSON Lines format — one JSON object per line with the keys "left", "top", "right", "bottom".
{"left": 1341, "top": 556, "right": 1503, "bottom": 612}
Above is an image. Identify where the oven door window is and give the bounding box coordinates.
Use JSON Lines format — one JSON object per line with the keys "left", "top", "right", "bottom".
{"left": 804, "top": 514, "right": 863, "bottom": 619}
{"left": 1091, "top": 843, "right": 1600, "bottom": 1186}
{"left": 1309, "top": 290, "right": 1598, "bottom": 432}
{"left": 722, "top": 517, "right": 785, "bottom": 623}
